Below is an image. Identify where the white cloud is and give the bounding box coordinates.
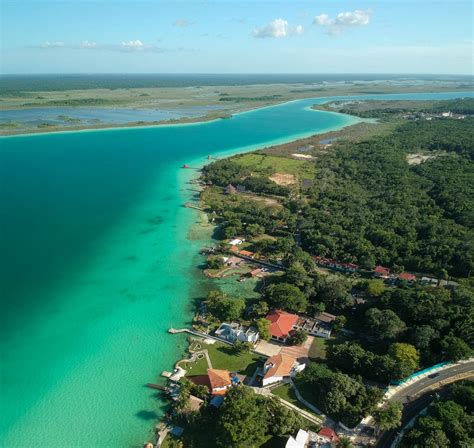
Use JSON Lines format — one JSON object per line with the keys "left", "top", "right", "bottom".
{"left": 313, "top": 9, "right": 372, "bottom": 35}
{"left": 40, "top": 41, "right": 64, "bottom": 48}
{"left": 80, "top": 41, "right": 97, "bottom": 49}
{"left": 174, "top": 19, "right": 194, "bottom": 27}
{"left": 37, "top": 39, "right": 162, "bottom": 53}
{"left": 253, "top": 18, "right": 304, "bottom": 39}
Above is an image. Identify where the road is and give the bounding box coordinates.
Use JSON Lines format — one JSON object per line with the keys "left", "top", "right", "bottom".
{"left": 377, "top": 361, "right": 474, "bottom": 447}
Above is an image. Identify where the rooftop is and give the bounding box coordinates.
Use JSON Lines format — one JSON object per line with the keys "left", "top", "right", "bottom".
{"left": 266, "top": 310, "right": 299, "bottom": 338}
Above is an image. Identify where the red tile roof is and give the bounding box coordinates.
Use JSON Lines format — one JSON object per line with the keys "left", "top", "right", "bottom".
{"left": 263, "top": 354, "right": 295, "bottom": 379}
{"left": 207, "top": 369, "right": 231, "bottom": 392}
{"left": 374, "top": 265, "right": 390, "bottom": 276}
{"left": 239, "top": 250, "right": 254, "bottom": 257}
{"left": 399, "top": 272, "right": 416, "bottom": 281}
{"left": 266, "top": 310, "right": 299, "bottom": 338}
{"left": 318, "top": 427, "right": 340, "bottom": 442}
{"left": 230, "top": 245, "right": 239, "bottom": 252}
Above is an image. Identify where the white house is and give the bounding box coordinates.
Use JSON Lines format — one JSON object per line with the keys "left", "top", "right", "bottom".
{"left": 262, "top": 354, "right": 305, "bottom": 386}
{"left": 286, "top": 429, "right": 309, "bottom": 448}
{"left": 215, "top": 322, "right": 260, "bottom": 344}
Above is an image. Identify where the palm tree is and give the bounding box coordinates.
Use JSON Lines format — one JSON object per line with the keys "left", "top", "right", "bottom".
{"left": 337, "top": 436, "right": 354, "bottom": 448}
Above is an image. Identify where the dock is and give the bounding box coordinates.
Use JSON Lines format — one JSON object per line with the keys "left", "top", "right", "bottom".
{"left": 145, "top": 383, "right": 167, "bottom": 391}
{"left": 184, "top": 203, "right": 203, "bottom": 211}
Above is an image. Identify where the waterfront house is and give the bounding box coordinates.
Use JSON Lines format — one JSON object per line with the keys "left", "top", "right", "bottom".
{"left": 215, "top": 322, "right": 260, "bottom": 344}
{"left": 229, "top": 238, "right": 244, "bottom": 246}
{"left": 207, "top": 368, "right": 232, "bottom": 395}
{"left": 374, "top": 265, "right": 390, "bottom": 278}
{"left": 265, "top": 310, "right": 299, "bottom": 343}
{"left": 226, "top": 256, "right": 243, "bottom": 267}
{"left": 187, "top": 395, "right": 204, "bottom": 412}
{"left": 261, "top": 353, "right": 304, "bottom": 386}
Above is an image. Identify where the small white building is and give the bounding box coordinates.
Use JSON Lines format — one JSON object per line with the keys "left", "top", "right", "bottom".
{"left": 229, "top": 238, "right": 244, "bottom": 246}
{"left": 286, "top": 429, "right": 309, "bottom": 448}
{"left": 215, "top": 322, "right": 260, "bottom": 344}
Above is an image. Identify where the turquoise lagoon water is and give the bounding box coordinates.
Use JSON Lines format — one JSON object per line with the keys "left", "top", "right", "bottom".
{"left": 0, "top": 91, "right": 472, "bottom": 447}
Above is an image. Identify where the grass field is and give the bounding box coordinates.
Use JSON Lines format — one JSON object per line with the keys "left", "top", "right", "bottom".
{"left": 308, "top": 337, "right": 328, "bottom": 360}
{"left": 205, "top": 341, "right": 263, "bottom": 376}
{"left": 232, "top": 153, "right": 315, "bottom": 178}
{"left": 183, "top": 354, "right": 209, "bottom": 376}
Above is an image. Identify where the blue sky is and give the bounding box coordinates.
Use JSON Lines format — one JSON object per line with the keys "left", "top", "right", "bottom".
{"left": 1, "top": 0, "right": 473, "bottom": 74}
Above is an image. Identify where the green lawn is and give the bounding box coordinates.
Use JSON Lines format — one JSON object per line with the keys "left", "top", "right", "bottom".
{"left": 204, "top": 341, "right": 262, "bottom": 376}
{"left": 183, "top": 354, "right": 209, "bottom": 377}
{"left": 308, "top": 337, "right": 328, "bottom": 360}
{"left": 272, "top": 383, "right": 300, "bottom": 406}
{"left": 232, "top": 153, "right": 315, "bottom": 177}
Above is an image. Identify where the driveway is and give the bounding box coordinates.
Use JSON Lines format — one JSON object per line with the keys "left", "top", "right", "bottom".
{"left": 254, "top": 340, "right": 282, "bottom": 357}
{"left": 281, "top": 336, "right": 314, "bottom": 363}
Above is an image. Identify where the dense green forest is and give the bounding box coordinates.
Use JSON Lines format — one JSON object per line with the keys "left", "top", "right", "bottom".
{"left": 401, "top": 381, "right": 474, "bottom": 447}
{"left": 300, "top": 118, "right": 473, "bottom": 277}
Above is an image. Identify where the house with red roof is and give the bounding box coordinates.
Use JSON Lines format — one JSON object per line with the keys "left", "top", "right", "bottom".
{"left": 261, "top": 353, "right": 304, "bottom": 386}
{"left": 239, "top": 249, "right": 255, "bottom": 258}
{"left": 265, "top": 310, "right": 299, "bottom": 343}
{"left": 189, "top": 368, "right": 232, "bottom": 396}
{"left": 317, "top": 427, "right": 340, "bottom": 445}
{"left": 374, "top": 265, "right": 390, "bottom": 278}
{"left": 398, "top": 272, "right": 416, "bottom": 282}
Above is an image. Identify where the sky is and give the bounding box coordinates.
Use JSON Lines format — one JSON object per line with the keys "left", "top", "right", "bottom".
{"left": 1, "top": 0, "right": 473, "bottom": 74}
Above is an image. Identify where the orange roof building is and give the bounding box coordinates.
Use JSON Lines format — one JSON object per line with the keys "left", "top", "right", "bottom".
{"left": 207, "top": 368, "right": 232, "bottom": 395}
{"left": 262, "top": 354, "right": 297, "bottom": 386}
{"left": 239, "top": 249, "right": 254, "bottom": 258}
{"left": 265, "top": 310, "right": 299, "bottom": 342}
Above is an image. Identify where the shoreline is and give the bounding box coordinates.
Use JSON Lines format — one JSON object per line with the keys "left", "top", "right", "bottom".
{"left": 3, "top": 88, "right": 473, "bottom": 138}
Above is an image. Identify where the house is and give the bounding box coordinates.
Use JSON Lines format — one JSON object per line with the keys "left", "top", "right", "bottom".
{"left": 249, "top": 268, "right": 263, "bottom": 278}
{"left": 262, "top": 354, "right": 304, "bottom": 386}
{"left": 239, "top": 249, "right": 255, "bottom": 258}
{"left": 215, "top": 322, "right": 260, "bottom": 344}
{"left": 286, "top": 429, "right": 310, "bottom": 448}
{"left": 207, "top": 369, "right": 232, "bottom": 395}
{"left": 187, "top": 395, "right": 204, "bottom": 412}
{"left": 224, "top": 184, "right": 237, "bottom": 195}
{"left": 316, "top": 427, "right": 340, "bottom": 445}
{"left": 229, "top": 238, "right": 244, "bottom": 246}
{"left": 295, "top": 315, "right": 333, "bottom": 338}
{"left": 226, "top": 256, "right": 243, "bottom": 267}
{"left": 313, "top": 256, "right": 359, "bottom": 273}
{"left": 398, "top": 272, "right": 416, "bottom": 282}
{"left": 266, "top": 310, "right": 299, "bottom": 343}
{"left": 230, "top": 245, "right": 240, "bottom": 253}
{"left": 374, "top": 265, "right": 390, "bottom": 278}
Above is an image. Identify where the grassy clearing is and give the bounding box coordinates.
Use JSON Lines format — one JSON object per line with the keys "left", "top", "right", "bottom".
{"left": 308, "top": 337, "right": 328, "bottom": 360}
{"left": 183, "top": 354, "right": 209, "bottom": 377}
{"left": 232, "top": 153, "right": 315, "bottom": 178}
{"left": 272, "top": 383, "right": 300, "bottom": 407}
{"left": 204, "top": 341, "right": 263, "bottom": 376}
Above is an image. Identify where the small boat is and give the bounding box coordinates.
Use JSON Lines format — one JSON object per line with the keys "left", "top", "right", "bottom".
{"left": 182, "top": 164, "right": 189, "bottom": 168}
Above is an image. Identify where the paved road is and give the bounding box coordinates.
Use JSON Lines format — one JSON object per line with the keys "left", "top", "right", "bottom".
{"left": 377, "top": 361, "right": 474, "bottom": 447}
{"left": 388, "top": 361, "right": 474, "bottom": 405}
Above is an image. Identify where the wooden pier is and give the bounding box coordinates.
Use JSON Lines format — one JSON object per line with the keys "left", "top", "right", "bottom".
{"left": 145, "top": 383, "right": 167, "bottom": 391}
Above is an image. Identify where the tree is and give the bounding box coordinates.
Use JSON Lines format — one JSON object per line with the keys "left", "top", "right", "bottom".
{"left": 268, "top": 398, "right": 304, "bottom": 436}
{"left": 255, "top": 317, "right": 271, "bottom": 341}
{"left": 336, "top": 436, "right": 354, "bottom": 448}
{"left": 288, "top": 329, "right": 308, "bottom": 346}
{"left": 367, "top": 279, "right": 385, "bottom": 297}
{"left": 207, "top": 290, "right": 245, "bottom": 321}
{"left": 333, "top": 315, "right": 347, "bottom": 332}
{"left": 216, "top": 387, "right": 270, "bottom": 447}
{"left": 207, "top": 254, "right": 224, "bottom": 269}
{"left": 440, "top": 335, "right": 473, "bottom": 361}
{"left": 316, "top": 276, "right": 354, "bottom": 311}
{"left": 373, "top": 401, "right": 403, "bottom": 431}
{"left": 265, "top": 283, "right": 308, "bottom": 313}
{"left": 365, "top": 308, "right": 406, "bottom": 342}
{"left": 286, "top": 261, "right": 314, "bottom": 294}
{"left": 409, "top": 325, "right": 438, "bottom": 350}
{"left": 388, "top": 343, "right": 420, "bottom": 379}
{"left": 246, "top": 223, "right": 265, "bottom": 237}
{"left": 252, "top": 301, "right": 269, "bottom": 317}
